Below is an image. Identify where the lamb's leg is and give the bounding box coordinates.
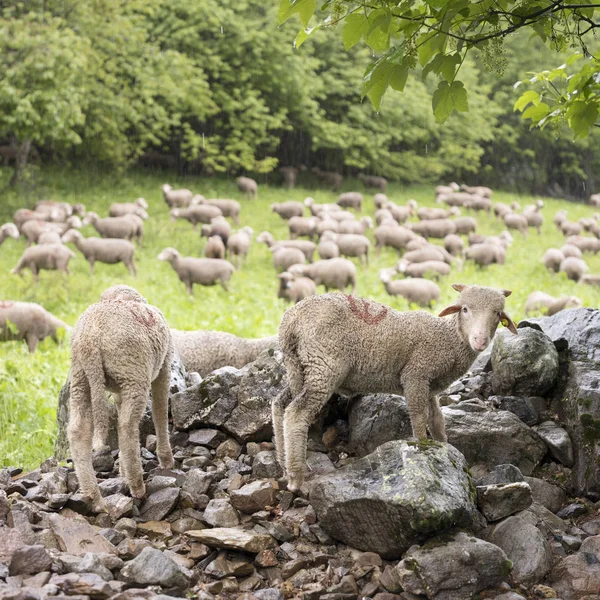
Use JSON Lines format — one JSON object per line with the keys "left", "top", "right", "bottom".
{"left": 31, "top": 265, "right": 39, "bottom": 283}
{"left": 428, "top": 394, "right": 447, "bottom": 442}
{"left": 126, "top": 258, "right": 136, "bottom": 277}
{"left": 272, "top": 385, "right": 292, "bottom": 471}
{"left": 151, "top": 361, "right": 174, "bottom": 469}
{"left": 403, "top": 378, "right": 430, "bottom": 440}
{"left": 186, "top": 280, "right": 193, "bottom": 296}
{"left": 89, "top": 259, "right": 95, "bottom": 275}
{"left": 26, "top": 333, "right": 39, "bottom": 353}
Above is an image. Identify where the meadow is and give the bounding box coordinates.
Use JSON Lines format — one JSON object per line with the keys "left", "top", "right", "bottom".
{"left": 1, "top": 167, "right": 599, "bottom": 469}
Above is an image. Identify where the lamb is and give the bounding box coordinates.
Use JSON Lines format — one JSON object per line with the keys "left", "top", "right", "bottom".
{"left": 0, "top": 223, "right": 19, "bottom": 246}
{"left": 21, "top": 216, "right": 82, "bottom": 246}
{"left": 358, "top": 173, "right": 387, "bottom": 191}
{"left": 461, "top": 185, "right": 493, "bottom": 198}
{"left": 560, "top": 256, "right": 589, "bottom": 281}
{"left": 11, "top": 244, "right": 76, "bottom": 282}
{"left": 62, "top": 230, "right": 136, "bottom": 276}
{"left": 83, "top": 213, "right": 143, "bottom": 245}
{"left": 195, "top": 199, "right": 241, "bottom": 224}
{"left": 317, "top": 239, "right": 339, "bottom": 260}
{"left": 274, "top": 284, "right": 517, "bottom": 490}
{"left": 397, "top": 259, "right": 451, "bottom": 279}
{"left": 503, "top": 212, "right": 528, "bottom": 237}
{"left": 280, "top": 166, "right": 299, "bottom": 189}
{"left": 278, "top": 272, "right": 317, "bottom": 304}
{"left": 204, "top": 235, "right": 226, "bottom": 259}
{"left": 303, "top": 197, "right": 342, "bottom": 216}
{"left": 561, "top": 243, "right": 584, "bottom": 258}
{"left": 272, "top": 201, "right": 304, "bottom": 220}
{"left": 316, "top": 218, "right": 339, "bottom": 236}
{"left": 444, "top": 233, "right": 464, "bottom": 256}
{"left": 386, "top": 200, "right": 417, "bottom": 223}
{"left": 272, "top": 246, "right": 306, "bottom": 271}
{"left": 579, "top": 274, "right": 600, "bottom": 286}
{"left": 171, "top": 329, "right": 277, "bottom": 376}
{"left": 454, "top": 217, "right": 477, "bottom": 235}
{"left": 162, "top": 184, "right": 193, "bottom": 208}
{"left": 0, "top": 301, "right": 69, "bottom": 352}
{"left": 226, "top": 226, "right": 254, "bottom": 269}
{"left": 256, "top": 232, "right": 316, "bottom": 262}
{"left": 465, "top": 244, "right": 506, "bottom": 266}
{"left": 288, "top": 216, "right": 317, "bottom": 240}
{"left": 38, "top": 231, "right": 63, "bottom": 245}
{"left": 288, "top": 258, "right": 356, "bottom": 293}
{"left": 236, "top": 176, "right": 258, "bottom": 199}
{"left": 68, "top": 285, "right": 174, "bottom": 511}
{"left": 157, "top": 248, "right": 235, "bottom": 294}
{"left": 14, "top": 209, "right": 54, "bottom": 229}
{"left": 542, "top": 249, "right": 566, "bottom": 272}
{"left": 374, "top": 193, "right": 389, "bottom": 209}
{"left": 554, "top": 210, "right": 568, "bottom": 230}
{"left": 590, "top": 194, "right": 600, "bottom": 207}
{"left": 565, "top": 236, "right": 600, "bottom": 254}
{"left": 524, "top": 292, "right": 582, "bottom": 316}
{"left": 560, "top": 220, "right": 582, "bottom": 237}
{"left": 374, "top": 225, "right": 416, "bottom": 255}
{"left": 201, "top": 216, "right": 231, "bottom": 245}
{"left": 311, "top": 167, "right": 342, "bottom": 191}
{"left": 417, "top": 207, "right": 460, "bottom": 220}
{"left": 321, "top": 232, "right": 370, "bottom": 266}
{"left": 379, "top": 270, "right": 440, "bottom": 306}
{"left": 337, "top": 192, "right": 363, "bottom": 211}
{"left": 338, "top": 217, "right": 373, "bottom": 235}
{"left": 109, "top": 198, "right": 149, "bottom": 219}
{"left": 403, "top": 246, "right": 452, "bottom": 265}
{"left": 409, "top": 219, "right": 457, "bottom": 239}
{"left": 170, "top": 204, "right": 222, "bottom": 229}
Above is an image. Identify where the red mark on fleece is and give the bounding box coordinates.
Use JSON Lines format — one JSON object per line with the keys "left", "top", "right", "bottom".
{"left": 111, "top": 299, "right": 157, "bottom": 328}
{"left": 0, "top": 301, "right": 14, "bottom": 309}
{"left": 346, "top": 295, "right": 388, "bottom": 325}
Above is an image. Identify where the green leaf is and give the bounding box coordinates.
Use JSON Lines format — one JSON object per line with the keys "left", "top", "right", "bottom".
{"left": 522, "top": 102, "right": 550, "bottom": 122}
{"left": 432, "top": 80, "right": 468, "bottom": 123}
{"left": 417, "top": 34, "right": 436, "bottom": 67}
{"left": 389, "top": 61, "right": 409, "bottom": 91}
{"left": 570, "top": 102, "right": 599, "bottom": 138}
{"left": 342, "top": 13, "right": 368, "bottom": 50}
{"left": 425, "top": 0, "right": 448, "bottom": 8}
{"left": 440, "top": 53, "right": 461, "bottom": 82}
{"left": 366, "top": 26, "right": 389, "bottom": 52}
{"left": 514, "top": 90, "right": 540, "bottom": 112}
{"left": 278, "top": 0, "right": 316, "bottom": 26}
{"left": 363, "top": 58, "right": 394, "bottom": 110}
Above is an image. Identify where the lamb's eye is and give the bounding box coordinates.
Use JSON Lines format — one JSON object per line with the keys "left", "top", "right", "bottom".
{"left": 462, "top": 306, "right": 468, "bottom": 313}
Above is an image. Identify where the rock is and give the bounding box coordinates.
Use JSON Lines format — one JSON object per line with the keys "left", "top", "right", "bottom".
{"left": 187, "top": 528, "right": 276, "bottom": 553}
{"left": 188, "top": 429, "right": 226, "bottom": 448}
{"left": 533, "top": 421, "right": 575, "bottom": 467}
{"left": 138, "top": 487, "right": 179, "bottom": 522}
{"left": 255, "top": 550, "right": 278, "bottom": 568}
{"left": 396, "top": 532, "right": 511, "bottom": 600}
{"left": 48, "top": 513, "right": 117, "bottom": 556}
{"left": 170, "top": 349, "right": 287, "bottom": 441}
{"left": 251, "top": 451, "right": 282, "bottom": 479}
{"left": 104, "top": 494, "right": 133, "bottom": 521}
{"left": 230, "top": 481, "right": 277, "bottom": 514}
{"left": 0, "top": 490, "right": 9, "bottom": 522}
{"left": 348, "top": 394, "right": 412, "bottom": 456}
{"left": 477, "top": 464, "right": 525, "bottom": 486}
{"left": 549, "top": 534, "right": 600, "bottom": 599}
{"left": 489, "top": 396, "right": 539, "bottom": 426}
{"left": 74, "top": 553, "right": 113, "bottom": 581}
{"left": 146, "top": 476, "right": 177, "bottom": 495}
{"left": 0, "top": 527, "right": 25, "bottom": 565}
{"left": 8, "top": 545, "right": 52, "bottom": 576}
{"left": 181, "top": 469, "right": 213, "bottom": 506}
{"left": 491, "top": 328, "right": 559, "bottom": 396}
{"left": 119, "top": 547, "right": 191, "bottom": 589}
{"left": 216, "top": 439, "right": 242, "bottom": 460}
{"left": 204, "top": 499, "right": 240, "bottom": 527}
{"left": 49, "top": 572, "right": 113, "bottom": 598}
{"left": 477, "top": 482, "right": 533, "bottom": 522}
{"left": 443, "top": 408, "right": 547, "bottom": 477}
{"left": 557, "top": 502, "right": 588, "bottom": 520}
{"left": 92, "top": 447, "right": 114, "bottom": 473}
{"left": 137, "top": 521, "right": 172, "bottom": 539}
{"left": 205, "top": 551, "right": 254, "bottom": 579}
{"left": 310, "top": 440, "right": 477, "bottom": 559}
{"left": 524, "top": 477, "right": 566, "bottom": 514}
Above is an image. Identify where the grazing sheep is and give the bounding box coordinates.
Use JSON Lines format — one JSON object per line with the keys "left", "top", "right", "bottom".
{"left": 256, "top": 232, "right": 316, "bottom": 262}
{"left": 196, "top": 199, "right": 241, "bottom": 224}
{"left": 278, "top": 272, "right": 317, "bottom": 304}
{"left": 542, "top": 249, "right": 566, "bottom": 272}
{"left": 565, "top": 236, "right": 600, "bottom": 254}
{"left": 435, "top": 182, "right": 460, "bottom": 197}
{"left": 14, "top": 209, "right": 53, "bottom": 229}
{"left": 374, "top": 193, "right": 389, "bottom": 209}
{"left": 201, "top": 216, "right": 231, "bottom": 246}
{"left": 465, "top": 195, "right": 492, "bottom": 212}
{"left": 272, "top": 246, "right": 306, "bottom": 271}
{"left": 83, "top": 213, "right": 143, "bottom": 245}
{"left": 37, "top": 231, "right": 63, "bottom": 245}
{"left": 523, "top": 204, "right": 544, "bottom": 234}
{"left": 554, "top": 209, "right": 568, "bottom": 230}
{"left": 439, "top": 192, "right": 474, "bottom": 207}
{"left": 170, "top": 204, "right": 222, "bottom": 229}
{"left": 69, "top": 285, "right": 174, "bottom": 511}
{"left": 204, "top": 235, "right": 226, "bottom": 259}
{"left": 62, "top": 230, "right": 137, "bottom": 276}
{"left": 406, "top": 236, "right": 429, "bottom": 251}
{"left": 321, "top": 210, "right": 356, "bottom": 223}
{"left": 304, "top": 197, "right": 342, "bottom": 216}
{"left": 454, "top": 217, "right": 477, "bottom": 235}
{"left": 236, "top": 176, "right": 258, "bottom": 199}
{"left": 227, "top": 226, "right": 254, "bottom": 269}
{"left": 0, "top": 223, "right": 19, "bottom": 246}
{"left": 158, "top": 248, "right": 235, "bottom": 294}
{"left": 288, "top": 216, "right": 317, "bottom": 240}
{"left": 34, "top": 200, "right": 73, "bottom": 218}
{"left": 503, "top": 212, "right": 528, "bottom": 237}
{"left": 272, "top": 201, "right": 304, "bottom": 220}
{"left": 374, "top": 225, "right": 416, "bottom": 255}
{"left": 444, "top": 233, "right": 464, "bottom": 256}
{"left": 317, "top": 239, "right": 339, "bottom": 260}
{"left": 288, "top": 258, "right": 356, "bottom": 293}
{"left": 561, "top": 244, "right": 583, "bottom": 259}
{"left": 560, "top": 256, "right": 589, "bottom": 281}
{"left": 358, "top": 173, "right": 387, "bottom": 191}
{"left": 379, "top": 270, "right": 440, "bottom": 307}
{"left": 171, "top": 329, "right": 277, "bottom": 376}
{"left": 280, "top": 166, "right": 299, "bottom": 189}
{"left": 162, "top": 184, "right": 193, "bottom": 208}
{"left": 493, "top": 203, "right": 512, "bottom": 220}
{"left": 375, "top": 208, "right": 395, "bottom": 225}
{"left": 337, "top": 192, "right": 363, "bottom": 211}
{"left": 311, "top": 167, "right": 342, "bottom": 191}
{"left": 590, "top": 194, "right": 600, "bottom": 207}
{"left": 0, "top": 301, "right": 69, "bottom": 352}
{"left": 397, "top": 259, "right": 451, "bottom": 279}
{"left": 11, "top": 244, "right": 76, "bottom": 282}
{"left": 321, "top": 232, "right": 370, "bottom": 266}
{"left": 409, "top": 219, "right": 457, "bottom": 239}
{"left": 403, "top": 246, "right": 452, "bottom": 265}
{"left": 465, "top": 244, "right": 506, "bottom": 267}
{"left": 109, "top": 198, "right": 149, "bottom": 219}
{"left": 386, "top": 200, "right": 417, "bottom": 223}
{"left": 21, "top": 216, "right": 82, "bottom": 246}
{"left": 417, "top": 207, "right": 460, "bottom": 220}
{"left": 338, "top": 217, "right": 373, "bottom": 235}
{"left": 525, "top": 292, "right": 582, "bottom": 316}
{"left": 316, "top": 218, "right": 339, "bottom": 236}
{"left": 461, "top": 185, "right": 493, "bottom": 198}
{"left": 580, "top": 274, "right": 600, "bottom": 286}
{"left": 274, "top": 284, "right": 517, "bottom": 490}
{"left": 560, "top": 219, "right": 582, "bottom": 237}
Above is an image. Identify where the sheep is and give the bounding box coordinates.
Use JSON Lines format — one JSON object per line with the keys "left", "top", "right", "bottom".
{"left": 311, "top": 167, "right": 342, "bottom": 191}
{"left": 280, "top": 166, "right": 299, "bottom": 189}
{"left": 560, "top": 256, "right": 589, "bottom": 281}
{"left": 109, "top": 199, "right": 149, "bottom": 219}
{"left": 435, "top": 182, "right": 460, "bottom": 197}
{"left": 579, "top": 274, "right": 600, "bottom": 286}
{"left": 14, "top": 209, "right": 53, "bottom": 230}
{"left": 317, "top": 239, "right": 339, "bottom": 260}
{"left": 337, "top": 192, "right": 363, "bottom": 211}
{"left": 195, "top": 199, "right": 241, "bottom": 225}
{"left": 170, "top": 204, "right": 222, "bottom": 229}
{"left": 83, "top": 213, "right": 143, "bottom": 245}
{"left": 465, "top": 244, "right": 506, "bottom": 267}
{"left": 171, "top": 329, "right": 277, "bottom": 376}
{"left": 386, "top": 200, "right": 417, "bottom": 223}
{"left": 403, "top": 246, "right": 452, "bottom": 265}
{"left": 524, "top": 292, "right": 582, "bottom": 316}
{"left": 590, "top": 194, "right": 600, "bottom": 206}
{"left": 374, "top": 194, "right": 389, "bottom": 209}
{"left": 37, "top": 231, "right": 63, "bottom": 245}
{"left": 409, "top": 219, "right": 457, "bottom": 239}
{"left": 0, "top": 301, "right": 69, "bottom": 352}
{"left": 227, "top": 226, "right": 254, "bottom": 269}
{"left": 503, "top": 212, "right": 528, "bottom": 237}
{"left": 204, "top": 235, "right": 226, "bottom": 259}
{"left": 201, "top": 216, "right": 231, "bottom": 246}
{"left": 256, "top": 232, "right": 316, "bottom": 262}
{"left": 36, "top": 200, "right": 85, "bottom": 218}
{"left": 579, "top": 217, "right": 597, "bottom": 232}
{"left": 493, "top": 203, "right": 512, "bottom": 220}
{"left": 417, "top": 207, "right": 460, "bottom": 220}
{"left": 274, "top": 284, "right": 517, "bottom": 490}
{"left": 62, "top": 230, "right": 136, "bottom": 276}
{"left": 20, "top": 216, "right": 82, "bottom": 246}
{"left": 162, "top": 184, "right": 193, "bottom": 208}
{"left": 554, "top": 209, "right": 568, "bottom": 230}
{"left": 465, "top": 195, "right": 492, "bottom": 212}
{"left": 379, "top": 270, "right": 440, "bottom": 307}
{"left": 288, "top": 216, "right": 317, "bottom": 240}
{"left": 358, "top": 173, "right": 387, "bottom": 191}
{"left": 561, "top": 243, "right": 583, "bottom": 258}
{"left": 278, "top": 272, "right": 317, "bottom": 304}
{"left": 565, "top": 236, "right": 600, "bottom": 254}
{"left": 397, "top": 259, "right": 451, "bottom": 279}
{"left": 288, "top": 258, "right": 356, "bottom": 293}
{"left": 454, "top": 217, "right": 477, "bottom": 235}
{"left": 304, "top": 197, "right": 342, "bottom": 216}
{"left": 11, "top": 244, "right": 76, "bottom": 282}
{"left": 560, "top": 219, "right": 582, "bottom": 237}
{"left": 374, "top": 225, "right": 416, "bottom": 255}
{"left": 236, "top": 176, "right": 258, "bottom": 199}
{"left": 439, "top": 192, "right": 474, "bottom": 207}
{"left": 272, "top": 201, "right": 304, "bottom": 220}
{"left": 158, "top": 248, "right": 235, "bottom": 294}
{"left": 406, "top": 236, "right": 429, "bottom": 251}
{"left": 542, "top": 249, "right": 566, "bottom": 272}
{"left": 68, "top": 285, "right": 174, "bottom": 511}
{"left": 316, "top": 218, "right": 339, "bottom": 236}
{"left": 338, "top": 216, "right": 373, "bottom": 235}
{"left": 321, "top": 232, "right": 370, "bottom": 266}
{"left": 0, "top": 223, "right": 19, "bottom": 246}
{"left": 375, "top": 208, "right": 395, "bottom": 226}
{"left": 444, "top": 234, "right": 464, "bottom": 256}
{"left": 468, "top": 231, "right": 512, "bottom": 249}
{"left": 321, "top": 210, "right": 356, "bottom": 223}
{"left": 461, "top": 185, "right": 493, "bottom": 198}
{"left": 272, "top": 246, "right": 306, "bottom": 271}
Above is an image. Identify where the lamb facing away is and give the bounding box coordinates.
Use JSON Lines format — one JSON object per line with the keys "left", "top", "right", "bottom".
{"left": 524, "top": 291, "right": 582, "bottom": 316}
{"left": 196, "top": 199, "right": 241, "bottom": 225}
{"left": 236, "top": 176, "right": 258, "bottom": 199}
{"left": 256, "top": 232, "right": 315, "bottom": 262}
{"left": 162, "top": 184, "right": 193, "bottom": 208}
{"left": 201, "top": 216, "right": 231, "bottom": 245}
{"left": 0, "top": 223, "right": 19, "bottom": 246}
{"left": 278, "top": 272, "right": 317, "bottom": 304}
{"left": 227, "top": 226, "right": 254, "bottom": 269}
{"left": 11, "top": 244, "right": 76, "bottom": 282}
{"left": 274, "top": 284, "right": 517, "bottom": 490}
{"left": 158, "top": 248, "right": 235, "bottom": 294}
{"left": 69, "top": 285, "right": 174, "bottom": 511}
{"left": 62, "top": 230, "right": 136, "bottom": 276}
{"left": 0, "top": 301, "right": 69, "bottom": 352}
{"left": 379, "top": 270, "right": 440, "bottom": 307}
{"left": 272, "top": 246, "right": 306, "bottom": 272}
{"left": 288, "top": 258, "right": 356, "bottom": 293}
{"left": 109, "top": 198, "right": 149, "bottom": 219}
{"left": 272, "top": 201, "right": 304, "bottom": 220}
{"left": 560, "top": 256, "right": 589, "bottom": 281}
{"left": 171, "top": 329, "right": 277, "bottom": 377}
{"left": 204, "top": 236, "right": 226, "bottom": 259}
{"left": 542, "top": 249, "right": 566, "bottom": 272}
{"left": 83, "top": 213, "right": 143, "bottom": 245}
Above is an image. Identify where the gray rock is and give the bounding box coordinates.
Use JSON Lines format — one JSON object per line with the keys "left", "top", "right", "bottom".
{"left": 549, "top": 534, "right": 600, "bottom": 599}
{"left": 493, "top": 594, "right": 526, "bottom": 600}
{"left": 230, "top": 481, "right": 277, "bottom": 514}
{"left": 203, "top": 499, "right": 240, "bottom": 527}
{"left": 523, "top": 477, "right": 566, "bottom": 514}
{"left": 74, "top": 553, "right": 113, "bottom": 582}
{"left": 49, "top": 572, "right": 113, "bottom": 598}
{"left": 98, "top": 478, "right": 128, "bottom": 497}
{"left": 181, "top": 470, "right": 213, "bottom": 506}
{"left": 104, "top": 494, "right": 133, "bottom": 521}
{"left": 119, "top": 547, "right": 191, "bottom": 588}
{"left": 48, "top": 513, "right": 117, "bottom": 556}
{"left": 9, "top": 545, "right": 52, "bottom": 576}
{"left": 309, "top": 440, "right": 477, "bottom": 559}
{"left": 205, "top": 551, "right": 254, "bottom": 579}
{"left": 348, "top": 394, "right": 412, "bottom": 456}
{"left": 186, "top": 528, "right": 276, "bottom": 553}
{"left": 0, "top": 525, "right": 24, "bottom": 565}
{"left": 443, "top": 408, "right": 547, "bottom": 477}
{"left": 0, "top": 489, "right": 9, "bottom": 522}
{"left": 251, "top": 451, "right": 283, "bottom": 479}
{"left": 491, "top": 328, "right": 559, "bottom": 396}
{"left": 477, "top": 482, "right": 532, "bottom": 522}
{"left": 557, "top": 502, "right": 588, "bottom": 520}
{"left": 146, "top": 476, "right": 177, "bottom": 495}
{"left": 489, "top": 396, "right": 539, "bottom": 426}
{"left": 188, "top": 429, "right": 225, "bottom": 448}
{"left": 396, "top": 532, "right": 511, "bottom": 600}
{"left": 138, "top": 487, "right": 179, "bottom": 522}
{"left": 477, "top": 464, "right": 524, "bottom": 486}
{"left": 534, "top": 421, "right": 575, "bottom": 467}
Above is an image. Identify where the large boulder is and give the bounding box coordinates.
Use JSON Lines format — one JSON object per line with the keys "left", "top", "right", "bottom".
{"left": 491, "top": 328, "right": 559, "bottom": 396}
{"left": 170, "top": 348, "right": 286, "bottom": 442}
{"left": 309, "top": 440, "right": 478, "bottom": 559}
{"left": 549, "top": 534, "right": 600, "bottom": 599}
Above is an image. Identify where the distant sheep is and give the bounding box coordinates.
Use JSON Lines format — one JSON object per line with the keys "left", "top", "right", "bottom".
{"left": 590, "top": 194, "right": 600, "bottom": 207}
{"left": 566, "top": 236, "right": 600, "bottom": 254}
{"left": 409, "top": 219, "right": 457, "bottom": 239}
{"left": 580, "top": 274, "right": 600, "bottom": 286}
{"left": 288, "top": 258, "right": 356, "bottom": 293}
{"left": 379, "top": 270, "right": 440, "bottom": 307}
{"left": 256, "top": 232, "right": 315, "bottom": 262}
{"left": 195, "top": 198, "right": 241, "bottom": 225}
{"left": 397, "top": 259, "right": 451, "bottom": 279}
{"left": 0, "top": 223, "right": 19, "bottom": 246}
{"left": 358, "top": 173, "right": 387, "bottom": 191}
{"left": 311, "top": 167, "right": 342, "bottom": 191}
{"left": 278, "top": 272, "right": 317, "bottom": 304}
{"left": 84, "top": 213, "right": 143, "bottom": 245}
{"left": 272, "top": 201, "right": 304, "bottom": 220}
{"left": 227, "top": 226, "right": 254, "bottom": 269}
{"left": 170, "top": 204, "right": 222, "bottom": 229}
{"left": 465, "top": 244, "right": 506, "bottom": 267}
{"left": 542, "top": 249, "right": 566, "bottom": 272}
{"left": 560, "top": 256, "right": 589, "bottom": 281}
{"left": 525, "top": 291, "right": 582, "bottom": 316}
{"left": 417, "top": 207, "right": 460, "bottom": 220}
{"left": 37, "top": 231, "right": 63, "bottom": 245}
{"left": 337, "top": 192, "right": 363, "bottom": 211}
{"left": 374, "top": 194, "right": 389, "bottom": 209}
{"left": 374, "top": 225, "right": 416, "bottom": 255}
{"left": 561, "top": 243, "right": 583, "bottom": 258}
{"left": 444, "top": 234, "right": 464, "bottom": 256}
{"left": 280, "top": 166, "right": 299, "bottom": 189}
{"left": 236, "top": 176, "right": 258, "bottom": 199}
{"left": 338, "top": 216, "right": 373, "bottom": 235}
{"left": 201, "top": 216, "right": 231, "bottom": 246}
{"left": 317, "top": 239, "right": 339, "bottom": 260}
{"left": 162, "top": 184, "right": 193, "bottom": 208}
{"left": 304, "top": 197, "right": 341, "bottom": 216}
{"left": 204, "top": 236, "right": 226, "bottom": 259}
{"left": 503, "top": 212, "right": 528, "bottom": 237}
{"left": 11, "top": 244, "right": 76, "bottom": 282}
{"left": 461, "top": 184, "right": 493, "bottom": 198}
{"left": 454, "top": 217, "right": 477, "bottom": 235}
{"left": 272, "top": 246, "right": 306, "bottom": 272}
{"left": 21, "top": 216, "right": 82, "bottom": 246}
{"left": 321, "top": 232, "right": 370, "bottom": 266}
{"left": 386, "top": 200, "right": 417, "bottom": 224}
{"left": 288, "top": 216, "right": 317, "bottom": 240}
{"left": 560, "top": 220, "right": 582, "bottom": 237}
{"left": 109, "top": 198, "right": 149, "bottom": 219}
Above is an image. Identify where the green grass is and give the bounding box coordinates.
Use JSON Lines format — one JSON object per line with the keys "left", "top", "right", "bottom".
{"left": 1, "top": 166, "right": 599, "bottom": 469}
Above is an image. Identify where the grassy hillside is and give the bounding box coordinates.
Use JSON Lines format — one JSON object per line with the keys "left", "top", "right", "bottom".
{"left": 1, "top": 167, "right": 599, "bottom": 468}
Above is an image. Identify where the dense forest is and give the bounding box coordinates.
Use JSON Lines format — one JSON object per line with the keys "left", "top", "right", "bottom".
{"left": 1, "top": 0, "right": 599, "bottom": 197}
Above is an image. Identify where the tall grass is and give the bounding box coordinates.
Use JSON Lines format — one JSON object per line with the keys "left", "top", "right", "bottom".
{"left": 1, "top": 166, "right": 599, "bottom": 468}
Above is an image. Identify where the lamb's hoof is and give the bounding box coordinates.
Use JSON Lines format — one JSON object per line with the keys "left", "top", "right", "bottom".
{"left": 90, "top": 498, "right": 108, "bottom": 514}
{"left": 286, "top": 473, "right": 303, "bottom": 494}
{"left": 130, "top": 483, "right": 146, "bottom": 500}
{"left": 158, "top": 453, "right": 174, "bottom": 470}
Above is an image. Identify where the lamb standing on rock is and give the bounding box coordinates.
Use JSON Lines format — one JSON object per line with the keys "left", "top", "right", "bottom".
{"left": 274, "top": 284, "right": 517, "bottom": 490}
{"left": 0, "top": 223, "right": 19, "bottom": 246}
{"left": 162, "top": 184, "right": 193, "bottom": 208}
{"left": 227, "top": 226, "right": 253, "bottom": 269}
{"left": 288, "top": 258, "right": 356, "bottom": 293}
{"left": 11, "top": 244, "right": 76, "bottom": 282}
{"left": 204, "top": 236, "right": 226, "bottom": 259}
{"left": 0, "top": 301, "right": 69, "bottom": 352}
{"left": 68, "top": 285, "right": 174, "bottom": 511}
{"left": 379, "top": 270, "right": 440, "bottom": 307}
{"left": 278, "top": 272, "right": 317, "bottom": 304}
{"left": 236, "top": 176, "right": 258, "bottom": 199}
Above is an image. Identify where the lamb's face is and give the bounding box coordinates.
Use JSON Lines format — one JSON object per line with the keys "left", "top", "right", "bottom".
{"left": 158, "top": 248, "right": 178, "bottom": 262}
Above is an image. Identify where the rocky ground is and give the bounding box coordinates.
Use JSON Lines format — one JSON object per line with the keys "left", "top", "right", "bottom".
{"left": 3, "top": 308, "right": 600, "bottom": 600}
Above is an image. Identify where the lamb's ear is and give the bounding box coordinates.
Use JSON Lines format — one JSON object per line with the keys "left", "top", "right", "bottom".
{"left": 500, "top": 311, "right": 518, "bottom": 335}
{"left": 438, "top": 305, "right": 461, "bottom": 317}
{"left": 451, "top": 283, "right": 469, "bottom": 293}
{"left": 502, "top": 289, "right": 512, "bottom": 297}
